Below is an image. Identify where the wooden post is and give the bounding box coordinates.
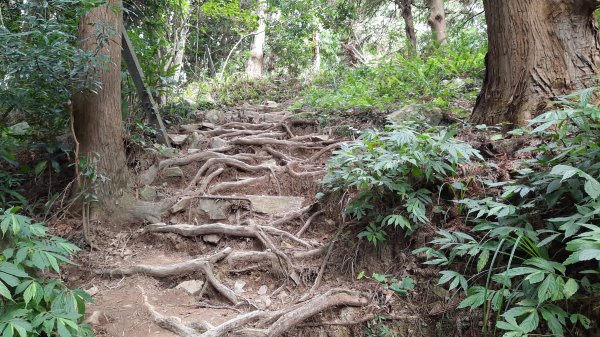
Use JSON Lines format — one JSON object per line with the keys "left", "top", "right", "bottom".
{"left": 121, "top": 27, "right": 171, "bottom": 146}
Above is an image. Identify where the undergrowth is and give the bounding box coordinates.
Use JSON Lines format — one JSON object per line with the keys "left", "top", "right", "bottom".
{"left": 324, "top": 123, "right": 481, "bottom": 245}
{"left": 296, "top": 31, "right": 485, "bottom": 115}
{"left": 0, "top": 208, "right": 93, "bottom": 337}
{"left": 213, "top": 77, "right": 299, "bottom": 106}
{"left": 325, "top": 88, "right": 600, "bottom": 336}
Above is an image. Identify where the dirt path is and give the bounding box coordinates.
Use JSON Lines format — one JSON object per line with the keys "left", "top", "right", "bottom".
{"left": 67, "top": 103, "right": 436, "bottom": 337}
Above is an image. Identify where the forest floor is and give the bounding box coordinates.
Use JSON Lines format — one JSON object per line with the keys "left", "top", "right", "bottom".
{"left": 60, "top": 102, "right": 476, "bottom": 337}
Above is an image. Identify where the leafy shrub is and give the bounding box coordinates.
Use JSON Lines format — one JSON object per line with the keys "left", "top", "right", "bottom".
{"left": 0, "top": 0, "right": 104, "bottom": 138}
{"left": 214, "top": 77, "right": 298, "bottom": 106}
{"left": 324, "top": 124, "right": 481, "bottom": 245}
{"left": 0, "top": 208, "right": 93, "bottom": 337}
{"left": 416, "top": 89, "right": 600, "bottom": 336}
{"left": 0, "top": 127, "right": 26, "bottom": 207}
{"left": 296, "top": 31, "right": 486, "bottom": 114}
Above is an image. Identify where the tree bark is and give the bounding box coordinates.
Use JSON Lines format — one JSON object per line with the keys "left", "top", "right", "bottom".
{"left": 427, "top": 0, "right": 448, "bottom": 45}
{"left": 72, "top": 0, "right": 128, "bottom": 200}
{"left": 313, "top": 29, "right": 321, "bottom": 73}
{"left": 165, "top": 10, "right": 191, "bottom": 84}
{"left": 471, "top": 0, "right": 600, "bottom": 126}
{"left": 397, "top": 0, "right": 417, "bottom": 52}
{"left": 246, "top": 0, "right": 267, "bottom": 79}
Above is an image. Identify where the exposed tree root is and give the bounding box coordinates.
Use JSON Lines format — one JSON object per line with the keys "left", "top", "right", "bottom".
{"left": 306, "top": 142, "right": 346, "bottom": 162}
{"left": 230, "top": 137, "right": 323, "bottom": 149}
{"left": 159, "top": 151, "right": 225, "bottom": 170}
{"left": 245, "top": 132, "right": 288, "bottom": 139}
{"left": 139, "top": 286, "right": 200, "bottom": 337}
{"left": 140, "top": 287, "right": 368, "bottom": 337}
{"left": 101, "top": 248, "right": 240, "bottom": 304}
{"left": 221, "top": 122, "right": 276, "bottom": 130}
{"left": 201, "top": 128, "right": 271, "bottom": 138}
{"left": 263, "top": 146, "right": 296, "bottom": 162}
{"left": 208, "top": 176, "right": 269, "bottom": 194}
{"left": 285, "top": 162, "right": 325, "bottom": 178}
{"left": 188, "top": 157, "right": 279, "bottom": 189}
{"left": 199, "top": 167, "right": 224, "bottom": 193}
{"left": 144, "top": 223, "right": 303, "bottom": 284}
{"left": 265, "top": 205, "right": 313, "bottom": 227}
{"left": 296, "top": 210, "right": 324, "bottom": 237}
{"left": 297, "top": 313, "right": 419, "bottom": 327}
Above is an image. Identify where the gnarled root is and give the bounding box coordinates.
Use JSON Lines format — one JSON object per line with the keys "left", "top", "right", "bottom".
{"left": 101, "top": 248, "right": 240, "bottom": 304}
{"left": 140, "top": 288, "right": 369, "bottom": 337}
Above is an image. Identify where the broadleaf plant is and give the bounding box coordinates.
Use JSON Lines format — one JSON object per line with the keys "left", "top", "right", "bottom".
{"left": 0, "top": 208, "right": 93, "bottom": 337}
{"left": 324, "top": 123, "right": 481, "bottom": 245}
{"left": 417, "top": 88, "right": 600, "bottom": 336}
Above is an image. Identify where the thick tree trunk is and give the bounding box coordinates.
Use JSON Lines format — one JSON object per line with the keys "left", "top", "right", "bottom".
{"left": 72, "top": 0, "right": 128, "bottom": 200}
{"left": 427, "top": 0, "right": 448, "bottom": 45}
{"left": 246, "top": 0, "right": 267, "bottom": 79}
{"left": 398, "top": 0, "right": 417, "bottom": 52}
{"left": 313, "top": 29, "right": 321, "bottom": 73}
{"left": 471, "top": 0, "right": 600, "bottom": 126}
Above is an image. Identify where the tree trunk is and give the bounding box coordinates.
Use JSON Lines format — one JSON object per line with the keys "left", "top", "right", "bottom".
{"left": 166, "top": 11, "right": 191, "bottom": 84}
{"left": 313, "top": 29, "right": 321, "bottom": 73}
{"left": 72, "top": 0, "right": 128, "bottom": 200}
{"left": 471, "top": 0, "right": 600, "bottom": 126}
{"left": 398, "top": 0, "right": 417, "bottom": 52}
{"left": 246, "top": 0, "right": 267, "bottom": 79}
{"left": 427, "top": 0, "right": 448, "bottom": 45}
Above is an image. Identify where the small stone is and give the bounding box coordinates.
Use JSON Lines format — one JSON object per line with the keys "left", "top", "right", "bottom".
{"left": 197, "top": 199, "right": 231, "bottom": 220}
{"left": 205, "top": 109, "right": 225, "bottom": 124}
{"left": 264, "top": 297, "right": 272, "bottom": 308}
{"left": 164, "top": 167, "right": 184, "bottom": 178}
{"left": 176, "top": 280, "right": 205, "bottom": 295}
{"left": 258, "top": 285, "right": 268, "bottom": 295}
{"left": 171, "top": 197, "right": 192, "bottom": 213}
{"left": 203, "top": 234, "right": 221, "bottom": 245}
{"left": 265, "top": 100, "right": 279, "bottom": 109}
{"left": 139, "top": 185, "right": 157, "bottom": 202}
{"left": 139, "top": 165, "right": 158, "bottom": 186}
{"left": 188, "top": 148, "right": 200, "bottom": 154}
{"left": 119, "top": 249, "right": 133, "bottom": 258}
{"left": 209, "top": 137, "right": 229, "bottom": 149}
{"left": 246, "top": 195, "right": 304, "bottom": 215}
{"left": 262, "top": 159, "right": 277, "bottom": 167}
{"left": 169, "top": 134, "right": 188, "bottom": 145}
{"left": 201, "top": 122, "right": 216, "bottom": 129}
{"left": 276, "top": 290, "right": 288, "bottom": 300}
{"left": 188, "top": 131, "right": 204, "bottom": 148}
{"left": 234, "top": 280, "right": 246, "bottom": 293}
{"left": 84, "top": 310, "right": 109, "bottom": 326}
{"left": 86, "top": 286, "right": 99, "bottom": 297}
{"left": 180, "top": 123, "right": 202, "bottom": 133}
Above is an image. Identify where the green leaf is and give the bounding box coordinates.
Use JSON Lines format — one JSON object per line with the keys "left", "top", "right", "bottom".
{"left": 56, "top": 320, "right": 71, "bottom": 337}
{"left": 570, "top": 313, "right": 591, "bottom": 329}
{"left": 0, "top": 262, "right": 30, "bottom": 278}
{"left": 520, "top": 310, "right": 540, "bottom": 334}
{"left": 476, "top": 250, "right": 489, "bottom": 272}
{"left": 562, "top": 278, "right": 578, "bottom": 298}
{"left": 372, "top": 273, "right": 387, "bottom": 283}
{"left": 23, "top": 282, "right": 36, "bottom": 305}
{"left": 34, "top": 161, "right": 47, "bottom": 175}
{"left": 584, "top": 177, "right": 600, "bottom": 199}
{"left": 0, "top": 281, "right": 13, "bottom": 301}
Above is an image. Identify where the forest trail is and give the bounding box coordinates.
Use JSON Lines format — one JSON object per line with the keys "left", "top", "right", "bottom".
{"left": 69, "top": 103, "right": 431, "bottom": 337}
